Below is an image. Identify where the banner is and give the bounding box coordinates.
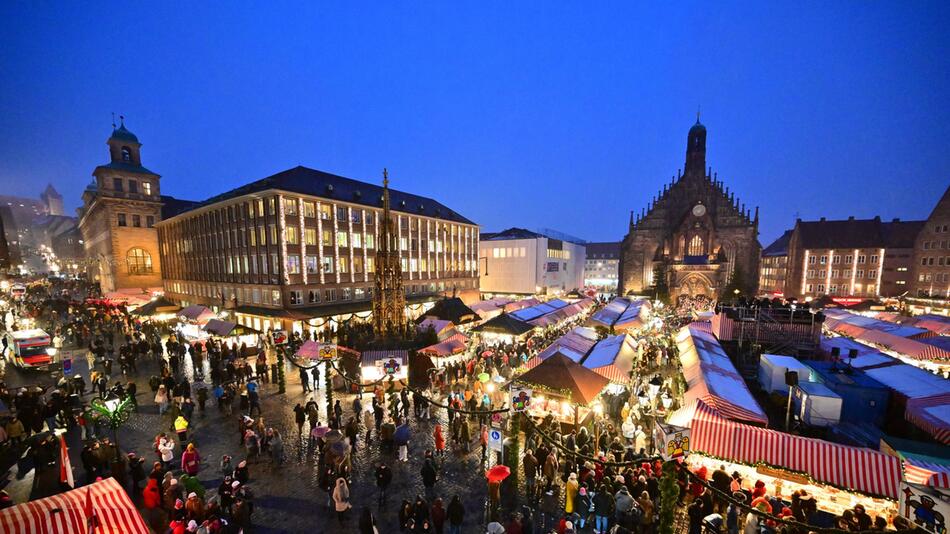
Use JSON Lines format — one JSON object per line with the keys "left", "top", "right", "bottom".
{"left": 319, "top": 344, "right": 337, "bottom": 360}
{"left": 376, "top": 355, "right": 403, "bottom": 376}
{"left": 510, "top": 386, "right": 532, "bottom": 412}
{"left": 654, "top": 420, "right": 691, "bottom": 461}
{"left": 899, "top": 481, "right": 950, "bottom": 534}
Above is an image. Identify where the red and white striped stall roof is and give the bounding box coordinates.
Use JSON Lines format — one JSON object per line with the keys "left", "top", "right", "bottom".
{"left": 904, "top": 458, "right": 950, "bottom": 488}
{"left": 0, "top": 478, "right": 149, "bottom": 534}
{"left": 905, "top": 393, "right": 950, "bottom": 445}
{"left": 855, "top": 329, "right": 950, "bottom": 361}
{"left": 669, "top": 400, "right": 902, "bottom": 498}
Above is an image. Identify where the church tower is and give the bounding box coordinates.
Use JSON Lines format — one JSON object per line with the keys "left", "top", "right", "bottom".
{"left": 684, "top": 116, "right": 706, "bottom": 177}
{"left": 78, "top": 118, "right": 164, "bottom": 293}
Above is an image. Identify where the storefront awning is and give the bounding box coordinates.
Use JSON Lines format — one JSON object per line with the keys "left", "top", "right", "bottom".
{"left": 905, "top": 393, "right": 950, "bottom": 445}
{"left": 178, "top": 304, "right": 215, "bottom": 323}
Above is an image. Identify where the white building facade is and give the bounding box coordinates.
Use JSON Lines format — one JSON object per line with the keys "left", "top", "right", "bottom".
{"left": 478, "top": 228, "right": 585, "bottom": 296}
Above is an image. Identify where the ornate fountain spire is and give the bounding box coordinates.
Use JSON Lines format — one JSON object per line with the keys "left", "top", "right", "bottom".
{"left": 372, "top": 168, "right": 407, "bottom": 338}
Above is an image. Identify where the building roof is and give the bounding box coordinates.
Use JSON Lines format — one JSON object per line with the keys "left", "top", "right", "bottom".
{"left": 94, "top": 161, "right": 158, "bottom": 176}
{"left": 176, "top": 165, "right": 473, "bottom": 225}
{"left": 585, "top": 241, "right": 621, "bottom": 259}
{"left": 881, "top": 220, "right": 926, "bottom": 248}
{"left": 794, "top": 217, "right": 925, "bottom": 250}
{"left": 471, "top": 312, "right": 536, "bottom": 336}
{"left": 416, "top": 297, "right": 478, "bottom": 325}
{"left": 516, "top": 352, "right": 610, "bottom": 405}
{"left": 480, "top": 227, "right": 545, "bottom": 241}
{"left": 762, "top": 230, "right": 793, "bottom": 257}
{"left": 109, "top": 124, "right": 139, "bottom": 144}
{"left": 160, "top": 196, "right": 200, "bottom": 219}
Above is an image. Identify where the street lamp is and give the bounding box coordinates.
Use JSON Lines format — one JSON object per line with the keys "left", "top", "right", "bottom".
{"left": 87, "top": 396, "right": 134, "bottom": 461}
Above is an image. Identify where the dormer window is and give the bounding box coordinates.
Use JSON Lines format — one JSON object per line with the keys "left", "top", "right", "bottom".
{"left": 121, "top": 146, "right": 132, "bottom": 162}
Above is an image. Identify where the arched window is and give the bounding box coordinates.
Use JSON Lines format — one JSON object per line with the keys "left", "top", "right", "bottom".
{"left": 126, "top": 247, "right": 152, "bottom": 274}
{"left": 688, "top": 235, "right": 705, "bottom": 256}
{"left": 121, "top": 146, "right": 132, "bottom": 162}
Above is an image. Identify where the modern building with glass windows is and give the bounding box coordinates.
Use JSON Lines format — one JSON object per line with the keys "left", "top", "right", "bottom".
{"left": 155, "top": 166, "right": 479, "bottom": 334}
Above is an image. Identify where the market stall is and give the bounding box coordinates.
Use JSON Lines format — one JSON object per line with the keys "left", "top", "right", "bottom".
{"left": 523, "top": 326, "right": 598, "bottom": 370}
{"left": 580, "top": 333, "right": 637, "bottom": 384}
{"left": 668, "top": 399, "right": 903, "bottom": 498}
{"left": 904, "top": 393, "right": 950, "bottom": 445}
{"left": 178, "top": 304, "right": 215, "bottom": 325}
{"left": 904, "top": 457, "right": 950, "bottom": 488}
{"left": 471, "top": 312, "right": 536, "bottom": 344}
{"left": 361, "top": 349, "right": 408, "bottom": 384}
{"left": 129, "top": 296, "right": 180, "bottom": 320}
{"left": 0, "top": 477, "right": 149, "bottom": 534}
{"left": 418, "top": 332, "right": 470, "bottom": 366}
{"left": 516, "top": 352, "right": 609, "bottom": 428}
{"left": 416, "top": 297, "right": 478, "bottom": 326}
{"left": 677, "top": 325, "right": 768, "bottom": 425}
{"left": 200, "top": 319, "right": 261, "bottom": 355}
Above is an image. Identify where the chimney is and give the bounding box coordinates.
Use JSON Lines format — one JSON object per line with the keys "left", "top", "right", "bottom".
{"left": 848, "top": 216, "right": 855, "bottom": 221}
{"left": 820, "top": 217, "right": 826, "bottom": 222}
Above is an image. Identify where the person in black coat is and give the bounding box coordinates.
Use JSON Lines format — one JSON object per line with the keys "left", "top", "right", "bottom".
{"left": 375, "top": 463, "right": 392, "bottom": 505}
{"left": 446, "top": 495, "right": 465, "bottom": 533}
{"left": 421, "top": 454, "right": 438, "bottom": 498}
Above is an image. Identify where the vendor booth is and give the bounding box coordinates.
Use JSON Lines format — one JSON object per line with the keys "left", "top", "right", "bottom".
{"left": 669, "top": 399, "right": 903, "bottom": 500}
{"left": 417, "top": 297, "right": 478, "bottom": 326}
{"left": 0, "top": 477, "right": 149, "bottom": 533}
{"left": 516, "top": 352, "right": 609, "bottom": 428}
{"left": 523, "top": 326, "right": 598, "bottom": 370}
{"left": 361, "top": 350, "right": 408, "bottom": 384}
{"left": 581, "top": 333, "right": 637, "bottom": 384}
{"left": 471, "top": 313, "right": 536, "bottom": 344}
{"left": 129, "top": 296, "right": 180, "bottom": 320}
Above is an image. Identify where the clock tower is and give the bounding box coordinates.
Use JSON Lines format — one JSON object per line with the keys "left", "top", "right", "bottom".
{"left": 78, "top": 118, "right": 164, "bottom": 293}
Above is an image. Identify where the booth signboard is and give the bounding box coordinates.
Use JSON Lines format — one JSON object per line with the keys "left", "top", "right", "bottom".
{"left": 510, "top": 386, "right": 532, "bottom": 412}
{"left": 376, "top": 355, "right": 403, "bottom": 376}
{"left": 899, "top": 481, "right": 949, "bottom": 534}
{"left": 62, "top": 355, "right": 73, "bottom": 375}
{"left": 319, "top": 345, "right": 337, "bottom": 360}
{"left": 654, "top": 420, "right": 691, "bottom": 461}
{"left": 272, "top": 330, "right": 288, "bottom": 345}
{"left": 488, "top": 428, "right": 504, "bottom": 452}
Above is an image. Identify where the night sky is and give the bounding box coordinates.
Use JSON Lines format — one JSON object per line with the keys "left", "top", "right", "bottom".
{"left": 1, "top": 3, "right": 948, "bottom": 245}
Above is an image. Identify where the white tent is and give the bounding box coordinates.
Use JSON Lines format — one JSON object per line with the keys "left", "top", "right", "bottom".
{"left": 758, "top": 353, "right": 812, "bottom": 394}
{"left": 794, "top": 381, "right": 843, "bottom": 427}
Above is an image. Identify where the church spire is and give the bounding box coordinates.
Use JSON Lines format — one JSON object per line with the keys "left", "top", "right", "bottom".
{"left": 373, "top": 168, "right": 407, "bottom": 339}
{"left": 685, "top": 117, "right": 707, "bottom": 177}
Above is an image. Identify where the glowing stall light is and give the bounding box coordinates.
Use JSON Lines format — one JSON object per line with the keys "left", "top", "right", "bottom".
{"left": 875, "top": 248, "right": 884, "bottom": 297}
{"left": 826, "top": 249, "right": 834, "bottom": 295}
{"left": 850, "top": 248, "right": 858, "bottom": 295}
{"left": 801, "top": 250, "right": 809, "bottom": 295}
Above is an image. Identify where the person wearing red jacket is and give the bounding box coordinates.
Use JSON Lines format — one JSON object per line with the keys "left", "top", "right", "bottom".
{"left": 143, "top": 479, "right": 161, "bottom": 509}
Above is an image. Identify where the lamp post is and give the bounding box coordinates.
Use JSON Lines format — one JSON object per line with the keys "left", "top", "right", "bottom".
{"left": 87, "top": 395, "right": 134, "bottom": 484}
{"left": 592, "top": 401, "right": 604, "bottom": 455}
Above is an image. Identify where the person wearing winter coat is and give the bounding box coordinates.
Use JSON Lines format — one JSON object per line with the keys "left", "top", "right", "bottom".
{"left": 565, "top": 473, "right": 579, "bottom": 515}
{"left": 446, "top": 495, "right": 465, "bottom": 534}
{"left": 155, "top": 385, "right": 169, "bottom": 415}
{"left": 592, "top": 485, "right": 614, "bottom": 534}
{"left": 158, "top": 436, "right": 175, "bottom": 471}
{"left": 332, "top": 477, "right": 351, "bottom": 523}
{"left": 433, "top": 423, "right": 446, "bottom": 457}
{"left": 574, "top": 487, "right": 592, "bottom": 530}
{"left": 638, "top": 491, "right": 655, "bottom": 533}
{"left": 143, "top": 478, "right": 161, "bottom": 509}
{"left": 541, "top": 485, "right": 561, "bottom": 533}
{"left": 421, "top": 456, "right": 438, "bottom": 498}
{"left": 359, "top": 507, "right": 380, "bottom": 534}
{"left": 180, "top": 443, "right": 200, "bottom": 476}
{"left": 430, "top": 497, "right": 446, "bottom": 534}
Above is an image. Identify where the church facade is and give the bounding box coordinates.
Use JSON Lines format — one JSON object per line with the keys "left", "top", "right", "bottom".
{"left": 619, "top": 119, "right": 761, "bottom": 301}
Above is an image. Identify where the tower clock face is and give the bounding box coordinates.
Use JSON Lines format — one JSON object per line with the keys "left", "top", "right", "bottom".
{"left": 692, "top": 204, "right": 706, "bottom": 217}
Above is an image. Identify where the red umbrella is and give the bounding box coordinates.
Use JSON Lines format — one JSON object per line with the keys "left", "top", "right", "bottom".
{"left": 486, "top": 465, "right": 511, "bottom": 483}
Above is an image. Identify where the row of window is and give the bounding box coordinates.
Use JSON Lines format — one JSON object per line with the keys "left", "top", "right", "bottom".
{"left": 112, "top": 177, "right": 153, "bottom": 196}
{"left": 921, "top": 256, "right": 950, "bottom": 266}
{"left": 807, "top": 254, "right": 878, "bottom": 265}
{"left": 922, "top": 240, "right": 948, "bottom": 250}
{"left": 117, "top": 213, "right": 155, "bottom": 228}
{"left": 491, "top": 247, "right": 527, "bottom": 259}
{"left": 932, "top": 224, "right": 949, "bottom": 233}
{"left": 919, "top": 272, "right": 950, "bottom": 283}
{"left": 806, "top": 269, "right": 877, "bottom": 279}
{"left": 806, "top": 283, "right": 877, "bottom": 295}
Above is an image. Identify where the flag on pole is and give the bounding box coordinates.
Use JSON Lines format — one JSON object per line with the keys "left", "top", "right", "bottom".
{"left": 59, "top": 434, "right": 74, "bottom": 488}
{"left": 84, "top": 486, "right": 100, "bottom": 534}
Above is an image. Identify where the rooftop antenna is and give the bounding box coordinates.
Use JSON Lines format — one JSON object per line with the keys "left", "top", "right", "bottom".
{"left": 696, "top": 105, "right": 701, "bottom": 124}
{"left": 111, "top": 112, "right": 116, "bottom": 129}
{"left": 119, "top": 114, "right": 125, "bottom": 127}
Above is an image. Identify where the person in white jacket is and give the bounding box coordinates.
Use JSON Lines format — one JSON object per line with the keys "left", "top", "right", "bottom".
{"left": 158, "top": 436, "right": 175, "bottom": 470}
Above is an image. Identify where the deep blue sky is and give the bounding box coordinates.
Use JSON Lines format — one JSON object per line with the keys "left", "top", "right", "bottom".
{"left": 2, "top": 3, "right": 948, "bottom": 245}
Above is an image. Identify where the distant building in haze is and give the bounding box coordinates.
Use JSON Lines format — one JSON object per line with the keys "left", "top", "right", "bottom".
{"left": 40, "top": 184, "right": 64, "bottom": 216}
{"left": 583, "top": 241, "right": 620, "bottom": 292}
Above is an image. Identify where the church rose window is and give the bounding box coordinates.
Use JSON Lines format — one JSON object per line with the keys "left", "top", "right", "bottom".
{"left": 127, "top": 247, "right": 153, "bottom": 274}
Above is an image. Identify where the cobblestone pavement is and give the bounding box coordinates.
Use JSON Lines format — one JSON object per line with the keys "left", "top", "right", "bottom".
{"left": 4, "top": 348, "right": 497, "bottom": 534}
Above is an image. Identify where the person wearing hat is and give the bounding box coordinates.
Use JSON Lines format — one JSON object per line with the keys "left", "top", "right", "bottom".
{"left": 575, "top": 487, "right": 592, "bottom": 530}
{"left": 185, "top": 491, "right": 205, "bottom": 522}
{"left": 128, "top": 453, "right": 146, "bottom": 496}
{"left": 181, "top": 443, "right": 200, "bottom": 476}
